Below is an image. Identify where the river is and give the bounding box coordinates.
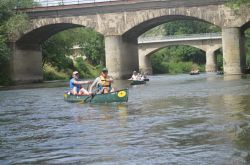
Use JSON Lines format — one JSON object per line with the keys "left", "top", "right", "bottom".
{"left": 0, "top": 74, "right": 250, "bottom": 165}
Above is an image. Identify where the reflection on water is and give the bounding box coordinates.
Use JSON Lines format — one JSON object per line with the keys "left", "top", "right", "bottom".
{"left": 0, "top": 74, "right": 250, "bottom": 164}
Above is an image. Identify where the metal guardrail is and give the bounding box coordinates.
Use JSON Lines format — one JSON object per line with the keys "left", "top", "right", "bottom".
{"left": 138, "top": 33, "right": 222, "bottom": 43}
{"left": 17, "top": 0, "right": 229, "bottom": 9}
{"left": 16, "top": 0, "right": 126, "bottom": 8}
{"left": 36, "top": 0, "right": 120, "bottom": 6}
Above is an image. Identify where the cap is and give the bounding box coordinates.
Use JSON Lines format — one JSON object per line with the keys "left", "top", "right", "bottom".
{"left": 102, "top": 68, "right": 108, "bottom": 72}
{"left": 73, "top": 71, "right": 79, "bottom": 75}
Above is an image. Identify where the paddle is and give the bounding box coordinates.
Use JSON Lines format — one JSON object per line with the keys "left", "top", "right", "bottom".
{"left": 83, "top": 88, "right": 99, "bottom": 103}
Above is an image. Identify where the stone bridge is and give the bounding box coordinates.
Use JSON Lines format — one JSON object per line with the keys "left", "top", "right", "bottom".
{"left": 9, "top": 0, "right": 250, "bottom": 82}
{"left": 138, "top": 33, "right": 222, "bottom": 74}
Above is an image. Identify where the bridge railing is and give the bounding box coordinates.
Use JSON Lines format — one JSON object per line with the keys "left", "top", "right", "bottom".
{"left": 16, "top": 0, "right": 130, "bottom": 9}
{"left": 36, "top": 0, "right": 119, "bottom": 6}
{"left": 138, "top": 33, "right": 222, "bottom": 43}
{"left": 16, "top": 0, "right": 230, "bottom": 10}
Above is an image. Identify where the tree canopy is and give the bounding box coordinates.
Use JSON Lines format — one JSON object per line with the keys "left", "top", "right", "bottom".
{"left": 0, "top": 0, "right": 34, "bottom": 84}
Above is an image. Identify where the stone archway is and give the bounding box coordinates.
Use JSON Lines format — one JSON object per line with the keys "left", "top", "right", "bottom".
{"left": 138, "top": 38, "right": 222, "bottom": 74}
{"left": 10, "top": 23, "right": 87, "bottom": 82}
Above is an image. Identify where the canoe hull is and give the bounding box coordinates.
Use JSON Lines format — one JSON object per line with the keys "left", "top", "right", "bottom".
{"left": 190, "top": 72, "right": 200, "bottom": 75}
{"left": 64, "top": 88, "right": 129, "bottom": 103}
{"left": 130, "top": 80, "right": 146, "bottom": 85}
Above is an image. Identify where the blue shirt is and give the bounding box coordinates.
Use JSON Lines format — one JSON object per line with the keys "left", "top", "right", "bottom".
{"left": 70, "top": 78, "right": 81, "bottom": 92}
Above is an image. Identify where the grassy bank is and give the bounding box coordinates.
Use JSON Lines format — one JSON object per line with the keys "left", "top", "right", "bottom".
{"left": 43, "top": 59, "right": 101, "bottom": 81}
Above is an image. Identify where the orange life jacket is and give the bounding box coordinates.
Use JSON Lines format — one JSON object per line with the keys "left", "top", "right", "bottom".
{"left": 99, "top": 75, "right": 111, "bottom": 88}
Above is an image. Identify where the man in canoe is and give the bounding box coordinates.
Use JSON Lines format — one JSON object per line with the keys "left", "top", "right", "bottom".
{"left": 89, "top": 68, "right": 115, "bottom": 94}
{"left": 70, "top": 71, "right": 92, "bottom": 95}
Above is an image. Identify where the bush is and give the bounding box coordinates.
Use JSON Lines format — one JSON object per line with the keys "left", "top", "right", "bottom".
{"left": 43, "top": 64, "right": 69, "bottom": 81}
{"left": 74, "top": 57, "right": 100, "bottom": 79}
{"left": 167, "top": 61, "right": 193, "bottom": 74}
{"left": 152, "top": 61, "right": 197, "bottom": 74}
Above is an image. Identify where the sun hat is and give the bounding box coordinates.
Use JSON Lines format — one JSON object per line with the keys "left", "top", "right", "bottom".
{"left": 73, "top": 71, "right": 79, "bottom": 75}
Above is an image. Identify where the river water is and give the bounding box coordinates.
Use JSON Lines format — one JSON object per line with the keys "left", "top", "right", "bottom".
{"left": 0, "top": 74, "right": 250, "bottom": 165}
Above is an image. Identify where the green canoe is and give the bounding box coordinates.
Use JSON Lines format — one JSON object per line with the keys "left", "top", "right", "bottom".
{"left": 130, "top": 80, "right": 146, "bottom": 85}
{"left": 64, "top": 88, "right": 129, "bottom": 103}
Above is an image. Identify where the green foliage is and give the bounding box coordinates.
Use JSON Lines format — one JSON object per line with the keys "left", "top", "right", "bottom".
{"left": 74, "top": 57, "right": 100, "bottom": 78}
{"left": 4, "top": 13, "right": 29, "bottom": 40}
{"left": 163, "top": 20, "right": 220, "bottom": 35}
{"left": 43, "top": 64, "right": 69, "bottom": 81}
{"left": 42, "top": 34, "right": 75, "bottom": 71}
{"left": 73, "top": 28, "right": 105, "bottom": 65}
{"left": 152, "top": 59, "right": 202, "bottom": 74}
{"left": 0, "top": 36, "right": 9, "bottom": 66}
{"left": 143, "top": 20, "right": 220, "bottom": 37}
{"left": 0, "top": 0, "right": 35, "bottom": 85}
{"left": 42, "top": 27, "right": 104, "bottom": 69}
{"left": 227, "top": 0, "right": 250, "bottom": 8}
{"left": 150, "top": 45, "right": 205, "bottom": 74}
{"left": 245, "top": 29, "right": 250, "bottom": 66}
{"left": 15, "top": 0, "right": 40, "bottom": 8}
{"left": 42, "top": 27, "right": 104, "bottom": 80}
{"left": 215, "top": 49, "right": 223, "bottom": 70}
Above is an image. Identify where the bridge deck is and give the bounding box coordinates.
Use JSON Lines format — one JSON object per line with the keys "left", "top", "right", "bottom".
{"left": 138, "top": 33, "right": 222, "bottom": 44}
{"left": 19, "top": 0, "right": 229, "bottom": 17}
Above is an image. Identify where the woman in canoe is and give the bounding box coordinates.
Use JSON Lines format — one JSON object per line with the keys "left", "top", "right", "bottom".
{"left": 70, "top": 71, "right": 92, "bottom": 95}
{"left": 89, "top": 68, "right": 115, "bottom": 94}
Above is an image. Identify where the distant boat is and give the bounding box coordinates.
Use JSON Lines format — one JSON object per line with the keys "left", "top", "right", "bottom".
{"left": 216, "top": 71, "right": 224, "bottom": 75}
{"left": 190, "top": 70, "right": 200, "bottom": 75}
{"left": 130, "top": 80, "right": 146, "bottom": 85}
{"left": 245, "top": 67, "right": 250, "bottom": 74}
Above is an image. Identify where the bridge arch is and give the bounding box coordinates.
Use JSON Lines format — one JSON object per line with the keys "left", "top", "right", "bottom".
{"left": 241, "top": 21, "right": 250, "bottom": 32}
{"left": 16, "top": 15, "right": 102, "bottom": 43}
{"left": 17, "top": 23, "right": 83, "bottom": 44}
{"left": 12, "top": 22, "right": 102, "bottom": 82}
{"left": 123, "top": 15, "right": 220, "bottom": 41}
{"left": 139, "top": 41, "right": 222, "bottom": 74}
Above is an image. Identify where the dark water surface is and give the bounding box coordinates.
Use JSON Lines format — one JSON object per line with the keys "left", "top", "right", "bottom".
{"left": 1, "top": 74, "right": 250, "bottom": 165}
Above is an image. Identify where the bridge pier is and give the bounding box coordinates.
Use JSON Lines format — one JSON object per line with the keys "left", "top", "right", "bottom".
{"left": 222, "top": 27, "right": 245, "bottom": 75}
{"left": 139, "top": 54, "right": 153, "bottom": 75}
{"left": 9, "top": 43, "right": 43, "bottom": 83}
{"left": 104, "top": 35, "right": 139, "bottom": 79}
{"left": 205, "top": 50, "right": 217, "bottom": 72}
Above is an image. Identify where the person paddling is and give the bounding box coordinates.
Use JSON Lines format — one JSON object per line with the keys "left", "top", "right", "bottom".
{"left": 89, "top": 68, "right": 115, "bottom": 94}
{"left": 128, "top": 71, "right": 138, "bottom": 80}
{"left": 70, "top": 71, "right": 92, "bottom": 95}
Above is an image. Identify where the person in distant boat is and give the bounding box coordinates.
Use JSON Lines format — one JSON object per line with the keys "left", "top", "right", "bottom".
{"left": 128, "top": 71, "right": 138, "bottom": 80}
{"left": 141, "top": 72, "right": 148, "bottom": 80}
{"left": 89, "top": 68, "right": 115, "bottom": 94}
{"left": 190, "top": 68, "right": 200, "bottom": 74}
{"left": 137, "top": 73, "right": 144, "bottom": 81}
{"left": 70, "top": 71, "right": 92, "bottom": 95}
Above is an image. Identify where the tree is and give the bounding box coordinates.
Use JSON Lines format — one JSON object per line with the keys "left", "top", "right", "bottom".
{"left": 0, "top": 0, "right": 35, "bottom": 85}
{"left": 42, "top": 27, "right": 105, "bottom": 76}
{"left": 228, "top": 0, "right": 250, "bottom": 7}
